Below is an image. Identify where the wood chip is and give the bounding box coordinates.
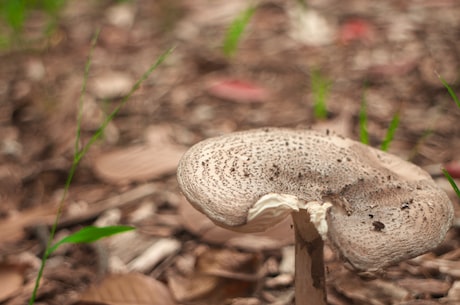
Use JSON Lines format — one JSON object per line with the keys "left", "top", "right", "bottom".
{"left": 127, "top": 238, "right": 181, "bottom": 273}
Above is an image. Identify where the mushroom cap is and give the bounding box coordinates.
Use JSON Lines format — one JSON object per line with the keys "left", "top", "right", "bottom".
{"left": 177, "top": 128, "right": 454, "bottom": 271}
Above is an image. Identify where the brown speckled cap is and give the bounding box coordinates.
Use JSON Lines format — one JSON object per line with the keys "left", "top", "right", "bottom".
{"left": 177, "top": 128, "right": 454, "bottom": 271}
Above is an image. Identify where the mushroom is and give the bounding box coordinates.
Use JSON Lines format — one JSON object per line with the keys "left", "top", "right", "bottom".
{"left": 176, "top": 127, "right": 454, "bottom": 305}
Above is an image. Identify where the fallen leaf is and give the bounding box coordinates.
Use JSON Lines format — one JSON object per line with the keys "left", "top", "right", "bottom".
{"left": 93, "top": 144, "right": 185, "bottom": 184}
{"left": 444, "top": 281, "right": 460, "bottom": 302}
{"left": 93, "top": 125, "right": 186, "bottom": 184}
{"left": 197, "top": 248, "right": 261, "bottom": 280}
{"left": 334, "top": 270, "right": 410, "bottom": 305}
{"left": 127, "top": 238, "right": 181, "bottom": 272}
{"left": 338, "top": 18, "right": 374, "bottom": 45}
{"left": 444, "top": 161, "right": 460, "bottom": 179}
{"left": 167, "top": 248, "right": 261, "bottom": 304}
{"left": 0, "top": 263, "right": 25, "bottom": 302}
{"left": 76, "top": 273, "right": 176, "bottom": 305}
{"left": 207, "top": 78, "right": 269, "bottom": 103}
{"left": 397, "top": 278, "right": 451, "bottom": 296}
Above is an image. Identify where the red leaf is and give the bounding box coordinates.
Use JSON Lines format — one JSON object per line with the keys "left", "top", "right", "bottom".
{"left": 339, "top": 19, "right": 374, "bottom": 45}
{"left": 207, "top": 79, "right": 269, "bottom": 103}
{"left": 445, "top": 161, "right": 460, "bottom": 179}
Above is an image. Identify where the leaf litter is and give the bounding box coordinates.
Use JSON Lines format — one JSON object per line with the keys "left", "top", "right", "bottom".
{"left": 1, "top": 0, "right": 460, "bottom": 304}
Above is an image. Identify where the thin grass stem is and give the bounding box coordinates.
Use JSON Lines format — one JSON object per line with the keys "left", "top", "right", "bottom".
{"left": 359, "top": 90, "right": 369, "bottom": 145}
{"left": 442, "top": 169, "right": 460, "bottom": 199}
{"left": 380, "top": 111, "right": 400, "bottom": 151}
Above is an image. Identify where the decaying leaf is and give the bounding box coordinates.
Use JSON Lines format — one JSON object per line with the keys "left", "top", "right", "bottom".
{"left": 206, "top": 78, "right": 269, "bottom": 103}
{"left": 76, "top": 273, "right": 176, "bottom": 305}
{"left": 445, "top": 161, "right": 460, "bottom": 179}
{"left": 334, "top": 269, "right": 410, "bottom": 305}
{"left": 93, "top": 125, "right": 186, "bottom": 184}
{"left": 167, "top": 247, "right": 261, "bottom": 304}
{"left": 397, "top": 278, "right": 451, "bottom": 297}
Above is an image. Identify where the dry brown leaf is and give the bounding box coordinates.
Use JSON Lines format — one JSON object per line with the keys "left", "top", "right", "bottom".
{"left": 397, "top": 278, "right": 451, "bottom": 296}
{"left": 77, "top": 273, "right": 176, "bottom": 305}
{"left": 167, "top": 248, "right": 261, "bottom": 304}
{"left": 0, "top": 264, "right": 25, "bottom": 302}
{"left": 444, "top": 281, "right": 460, "bottom": 302}
{"left": 93, "top": 144, "right": 185, "bottom": 184}
{"left": 334, "top": 270, "right": 410, "bottom": 305}
{"left": 93, "top": 125, "right": 186, "bottom": 184}
{"left": 197, "top": 248, "right": 262, "bottom": 281}
{"left": 206, "top": 78, "right": 270, "bottom": 104}
{"left": 0, "top": 204, "right": 57, "bottom": 245}
{"left": 421, "top": 259, "right": 460, "bottom": 278}
{"left": 178, "top": 196, "right": 295, "bottom": 251}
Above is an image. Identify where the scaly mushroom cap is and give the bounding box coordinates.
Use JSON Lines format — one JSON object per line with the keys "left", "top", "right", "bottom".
{"left": 177, "top": 128, "right": 454, "bottom": 271}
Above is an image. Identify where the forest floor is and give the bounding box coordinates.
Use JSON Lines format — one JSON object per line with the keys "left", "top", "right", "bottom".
{"left": 1, "top": 0, "right": 460, "bottom": 304}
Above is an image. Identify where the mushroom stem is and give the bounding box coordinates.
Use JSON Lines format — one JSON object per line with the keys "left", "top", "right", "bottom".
{"left": 292, "top": 210, "right": 327, "bottom": 305}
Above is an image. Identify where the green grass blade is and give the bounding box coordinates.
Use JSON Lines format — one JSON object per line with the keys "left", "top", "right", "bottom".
{"left": 439, "top": 76, "right": 460, "bottom": 109}
{"left": 442, "top": 169, "right": 460, "bottom": 199}
{"left": 380, "top": 111, "right": 400, "bottom": 151}
{"left": 48, "top": 225, "right": 135, "bottom": 254}
{"left": 29, "top": 31, "right": 101, "bottom": 305}
{"left": 359, "top": 91, "right": 369, "bottom": 145}
{"left": 3, "top": 0, "right": 27, "bottom": 32}
{"left": 29, "top": 37, "right": 174, "bottom": 305}
{"left": 76, "top": 46, "right": 175, "bottom": 161}
{"left": 222, "top": 5, "right": 255, "bottom": 57}
{"left": 311, "top": 69, "right": 331, "bottom": 120}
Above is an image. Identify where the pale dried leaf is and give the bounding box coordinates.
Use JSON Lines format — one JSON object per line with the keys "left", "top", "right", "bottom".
{"left": 445, "top": 281, "right": 460, "bottom": 301}
{"left": 265, "top": 274, "right": 294, "bottom": 289}
{"left": 279, "top": 246, "right": 295, "bottom": 275}
{"left": 90, "top": 71, "right": 134, "bottom": 99}
{"left": 93, "top": 143, "right": 185, "bottom": 184}
{"left": 78, "top": 273, "right": 176, "bottom": 305}
{"left": 422, "top": 259, "right": 460, "bottom": 278}
{"left": 127, "top": 238, "right": 181, "bottom": 272}
{"left": 206, "top": 78, "right": 270, "bottom": 104}
{"left": 167, "top": 272, "right": 218, "bottom": 302}
{"left": 106, "top": 2, "right": 135, "bottom": 28}
{"left": 288, "top": 7, "right": 335, "bottom": 46}
{"left": 93, "top": 144, "right": 185, "bottom": 184}
{"left": 334, "top": 270, "right": 410, "bottom": 305}
{"left": 197, "top": 248, "right": 261, "bottom": 281}
{"left": 397, "top": 278, "right": 451, "bottom": 296}
{"left": 167, "top": 248, "right": 261, "bottom": 304}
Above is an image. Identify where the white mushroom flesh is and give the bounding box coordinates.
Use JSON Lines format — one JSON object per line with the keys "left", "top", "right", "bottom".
{"left": 177, "top": 128, "right": 454, "bottom": 271}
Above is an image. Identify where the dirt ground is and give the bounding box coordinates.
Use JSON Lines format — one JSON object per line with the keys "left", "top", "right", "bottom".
{"left": 1, "top": 0, "right": 460, "bottom": 304}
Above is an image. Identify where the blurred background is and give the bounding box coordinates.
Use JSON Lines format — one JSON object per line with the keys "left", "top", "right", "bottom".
{"left": 0, "top": 0, "right": 460, "bottom": 304}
